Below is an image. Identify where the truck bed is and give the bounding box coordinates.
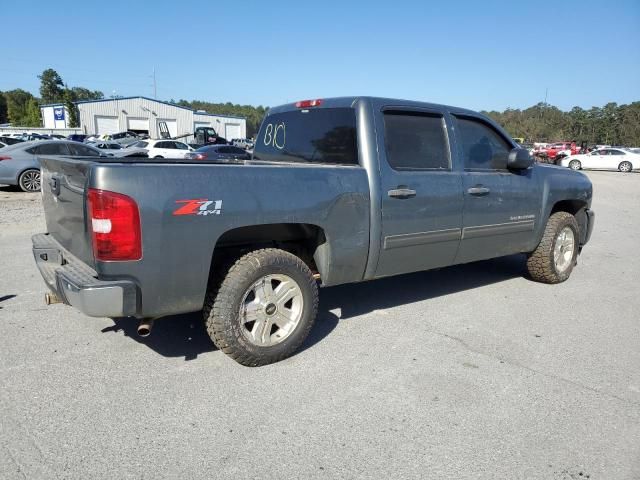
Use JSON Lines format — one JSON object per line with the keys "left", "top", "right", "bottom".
{"left": 38, "top": 155, "right": 371, "bottom": 317}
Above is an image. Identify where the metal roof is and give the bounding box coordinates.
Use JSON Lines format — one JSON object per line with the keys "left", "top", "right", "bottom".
{"left": 39, "top": 96, "right": 246, "bottom": 120}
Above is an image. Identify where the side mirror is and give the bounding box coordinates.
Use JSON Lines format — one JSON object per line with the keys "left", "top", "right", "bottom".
{"left": 507, "top": 147, "right": 534, "bottom": 170}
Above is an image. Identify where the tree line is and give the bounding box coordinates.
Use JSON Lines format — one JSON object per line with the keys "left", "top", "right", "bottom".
{"left": 171, "top": 99, "right": 268, "bottom": 138}
{"left": 0, "top": 69, "right": 104, "bottom": 128}
{"left": 1, "top": 69, "right": 638, "bottom": 144}
{"left": 483, "top": 102, "right": 640, "bottom": 146}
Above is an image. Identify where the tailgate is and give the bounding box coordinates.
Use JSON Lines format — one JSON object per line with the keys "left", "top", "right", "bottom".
{"left": 39, "top": 156, "right": 95, "bottom": 266}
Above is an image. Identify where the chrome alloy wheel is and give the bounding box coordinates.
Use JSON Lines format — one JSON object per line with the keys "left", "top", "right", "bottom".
{"left": 20, "top": 170, "right": 41, "bottom": 192}
{"left": 619, "top": 161, "right": 632, "bottom": 172}
{"left": 239, "top": 274, "right": 304, "bottom": 347}
{"left": 553, "top": 227, "right": 575, "bottom": 273}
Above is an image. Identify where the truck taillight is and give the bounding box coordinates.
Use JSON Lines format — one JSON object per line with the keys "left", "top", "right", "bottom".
{"left": 295, "top": 99, "right": 323, "bottom": 108}
{"left": 0, "top": 156, "right": 11, "bottom": 161}
{"left": 87, "top": 188, "right": 142, "bottom": 261}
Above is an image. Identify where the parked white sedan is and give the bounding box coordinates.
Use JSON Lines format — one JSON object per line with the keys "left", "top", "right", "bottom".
{"left": 138, "top": 139, "right": 193, "bottom": 159}
{"left": 559, "top": 148, "right": 639, "bottom": 172}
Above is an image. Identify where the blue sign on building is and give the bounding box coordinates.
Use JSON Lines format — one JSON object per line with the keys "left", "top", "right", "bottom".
{"left": 54, "top": 107, "right": 65, "bottom": 121}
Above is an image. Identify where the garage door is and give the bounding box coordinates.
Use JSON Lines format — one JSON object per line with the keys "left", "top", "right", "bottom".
{"left": 157, "top": 119, "right": 177, "bottom": 138}
{"left": 127, "top": 117, "right": 149, "bottom": 132}
{"left": 95, "top": 116, "right": 119, "bottom": 134}
{"left": 225, "top": 123, "right": 242, "bottom": 140}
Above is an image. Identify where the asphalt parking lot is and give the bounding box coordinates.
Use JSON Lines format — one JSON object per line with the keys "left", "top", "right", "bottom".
{"left": 0, "top": 171, "right": 639, "bottom": 480}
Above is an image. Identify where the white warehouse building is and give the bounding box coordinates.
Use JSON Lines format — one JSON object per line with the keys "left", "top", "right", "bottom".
{"left": 40, "top": 96, "right": 246, "bottom": 141}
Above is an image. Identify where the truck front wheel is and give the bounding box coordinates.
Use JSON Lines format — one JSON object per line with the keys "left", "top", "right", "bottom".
{"left": 203, "top": 248, "right": 319, "bottom": 366}
{"left": 526, "top": 212, "right": 580, "bottom": 284}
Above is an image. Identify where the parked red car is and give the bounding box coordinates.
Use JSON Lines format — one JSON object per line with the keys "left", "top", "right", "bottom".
{"left": 536, "top": 142, "right": 583, "bottom": 163}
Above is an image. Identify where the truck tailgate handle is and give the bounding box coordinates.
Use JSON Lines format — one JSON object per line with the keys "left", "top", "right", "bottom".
{"left": 467, "top": 186, "right": 490, "bottom": 196}
{"left": 388, "top": 188, "right": 416, "bottom": 199}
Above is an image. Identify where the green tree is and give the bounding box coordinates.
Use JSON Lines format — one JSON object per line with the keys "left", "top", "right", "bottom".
{"left": 38, "top": 68, "right": 64, "bottom": 104}
{"left": 70, "top": 86, "right": 104, "bottom": 101}
{"left": 484, "top": 101, "right": 639, "bottom": 146}
{"left": 63, "top": 88, "right": 79, "bottom": 128}
{"left": 0, "top": 92, "right": 8, "bottom": 124}
{"left": 24, "top": 98, "right": 42, "bottom": 127}
{"left": 4, "top": 89, "right": 36, "bottom": 126}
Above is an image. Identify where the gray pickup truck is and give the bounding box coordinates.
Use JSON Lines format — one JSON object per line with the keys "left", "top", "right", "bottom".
{"left": 32, "top": 96, "right": 594, "bottom": 366}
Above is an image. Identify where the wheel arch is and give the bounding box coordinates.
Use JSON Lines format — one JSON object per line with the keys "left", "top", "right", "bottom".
{"left": 550, "top": 199, "right": 590, "bottom": 246}
{"left": 208, "top": 222, "right": 329, "bottom": 283}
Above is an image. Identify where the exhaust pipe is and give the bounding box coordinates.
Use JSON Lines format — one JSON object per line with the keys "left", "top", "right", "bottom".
{"left": 137, "top": 318, "right": 154, "bottom": 337}
{"left": 45, "top": 292, "right": 62, "bottom": 305}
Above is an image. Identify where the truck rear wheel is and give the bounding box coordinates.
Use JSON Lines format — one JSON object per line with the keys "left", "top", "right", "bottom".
{"left": 526, "top": 212, "right": 579, "bottom": 284}
{"left": 203, "top": 248, "right": 318, "bottom": 366}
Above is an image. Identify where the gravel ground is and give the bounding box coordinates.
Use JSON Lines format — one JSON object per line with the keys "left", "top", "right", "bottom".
{"left": 0, "top": 172, "right": 639, "bottom": 480}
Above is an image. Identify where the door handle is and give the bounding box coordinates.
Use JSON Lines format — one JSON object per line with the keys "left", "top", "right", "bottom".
{"left": 467, "top": 186, "right": 490, "bottom": 196}
{"left": 388, "top": 188, "right": 416, "bottom": 199}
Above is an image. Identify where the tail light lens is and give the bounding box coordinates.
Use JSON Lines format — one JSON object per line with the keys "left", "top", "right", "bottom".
{"left": 0, "top": 156, "right": 11, "bottom": 161}
{"left": 87, "top": 188, "right": 142, "bottom": 261}
{"left": 194, "top": 153, "right": 207, "bottom": 160}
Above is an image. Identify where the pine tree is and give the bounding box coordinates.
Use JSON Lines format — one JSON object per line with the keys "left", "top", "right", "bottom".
{"left": 38, "top": 69, "right": 64, "bottom": 104}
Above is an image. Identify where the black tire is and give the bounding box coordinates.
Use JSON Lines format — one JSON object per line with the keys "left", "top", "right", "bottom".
{"left": 568, "top": 160, "right": 581, "bottom": 171}
{"left": 526, "top": 212, "right": 580, "bottom": 284}
{"left": 153, "top": 155, "right": 164, "bottom": 159}
{"left": 618, "top": 161, "right": 632, "bottom": 173}
{"left": 18, "top": 169, "right": 41, "bottom": 192}
{"left": 203, "top": 248, "right": 319, "bottom": 366}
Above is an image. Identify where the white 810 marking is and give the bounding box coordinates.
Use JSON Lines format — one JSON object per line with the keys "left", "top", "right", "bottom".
{"left": 262, "top": 122, "right": 285, "bottom": 150}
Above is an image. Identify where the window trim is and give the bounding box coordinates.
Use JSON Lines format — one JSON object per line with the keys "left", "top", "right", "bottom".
{"left": 453, "top": 114, "right": 514, "bottom": 172}
{"left": 381, "top": 108, "right": 452, "bottom": 172}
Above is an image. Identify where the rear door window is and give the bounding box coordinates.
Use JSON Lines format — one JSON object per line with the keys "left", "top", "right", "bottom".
{"left": 36, "top": 143, "right": 70, "bottom": 155}
{"left": 383, "top": 112, "right": 450, "bottom": 170}
{"left": 253, "top": 107, "right": 358, "bottom": 165}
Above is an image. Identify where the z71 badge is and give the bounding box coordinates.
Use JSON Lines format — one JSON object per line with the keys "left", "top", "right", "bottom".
{"left": 173, "top": 199, "right": 223, "bottom": 216}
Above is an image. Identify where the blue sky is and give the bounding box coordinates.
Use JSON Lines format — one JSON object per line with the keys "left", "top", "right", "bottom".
{"left": 1, "top": 0, "right": 638, "bottom": 111}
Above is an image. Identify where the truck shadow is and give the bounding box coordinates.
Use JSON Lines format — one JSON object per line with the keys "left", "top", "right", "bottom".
{"left": 104, "top": 254, "right": 526, "bottom": 361}
{"left": 0, "top": 294, "right": 17, "bottom": 309}
{"left": 317, "top": 254, "right": 526, "bottom": 321}
{"left": 294, "top": 253, "right": 526, "bottom": 356}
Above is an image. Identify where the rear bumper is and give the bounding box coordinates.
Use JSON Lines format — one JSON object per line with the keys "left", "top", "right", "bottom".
{"left": 32, "top": 233, "right": 138, "bottom": 317}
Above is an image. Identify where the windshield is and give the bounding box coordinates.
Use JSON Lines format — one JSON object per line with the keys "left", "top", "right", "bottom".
{"left": 253, "top": 108, "right": 358, "bottom": 165}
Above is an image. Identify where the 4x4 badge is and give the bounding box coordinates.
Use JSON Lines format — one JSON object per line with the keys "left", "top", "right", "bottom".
{"left": 173, "top": 199, "right": 223, "bottom": 216}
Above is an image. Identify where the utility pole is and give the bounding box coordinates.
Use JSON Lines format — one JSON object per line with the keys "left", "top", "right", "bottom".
{"left": 153, "top": 68, "right": 157, "bottom": 99}
{"left": 540, "top": 87, "right": 548, "bottom": 123}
